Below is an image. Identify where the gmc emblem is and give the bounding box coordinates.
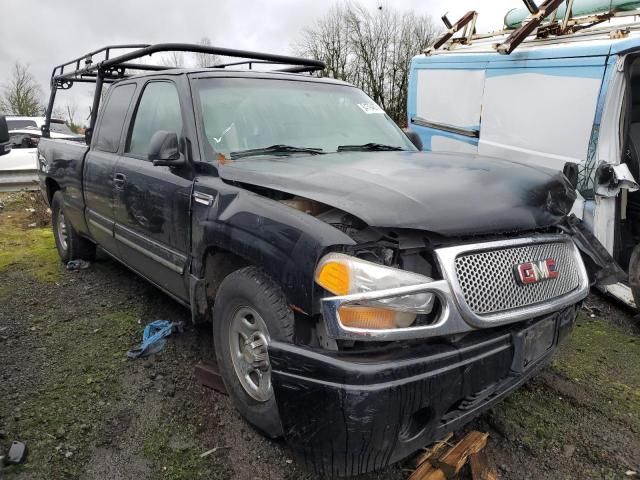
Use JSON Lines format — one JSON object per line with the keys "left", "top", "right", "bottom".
{"left": 514, "top": 258, "right": 559, "bottom": 285}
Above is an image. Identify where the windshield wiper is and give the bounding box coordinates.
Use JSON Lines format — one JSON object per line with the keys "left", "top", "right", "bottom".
{"left": 337, "top": 143, "right": 405, "bottom": 152}
{"left": 230, "top": 144, "right": 324, "bottom": 160}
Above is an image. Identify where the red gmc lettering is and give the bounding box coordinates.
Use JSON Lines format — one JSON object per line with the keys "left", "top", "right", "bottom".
{"left": 516, "top": 258, "right": 559, "bottom": 285}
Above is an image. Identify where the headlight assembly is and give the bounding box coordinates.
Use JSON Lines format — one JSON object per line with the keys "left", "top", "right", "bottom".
{"left": 314, "top": 253, "right": 435, "bottom": 330}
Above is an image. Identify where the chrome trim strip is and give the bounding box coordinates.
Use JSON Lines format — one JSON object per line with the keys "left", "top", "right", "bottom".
{"left": 193, "top": 191, "right": 214, "bottom": 206}
{"left": 320, "top": 235, "right": 589, "bottom": 341}
{"left": 98, "top": 244, "right": 190, "bottom": 308}
{"left": 88, "top": 218, "right": 113, "bottom": 236}
{"left": 115, "top": 233, "right": 184, "bottom": 275}
{"left": 411, "top": 116, "right": 480, "bottom": 138}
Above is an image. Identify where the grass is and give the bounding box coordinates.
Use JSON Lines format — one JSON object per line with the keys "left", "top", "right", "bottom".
{"left": 553, "top": 314, "right": 640, "bottom": 427}
{"left": 490, "top": 312, "right": 640, "bottom": 477}
{"left": 0, "top": 199, "right": 60, "bottom": 282}
{"left": 142, "top": 422, "right": 228, "bottom": 480}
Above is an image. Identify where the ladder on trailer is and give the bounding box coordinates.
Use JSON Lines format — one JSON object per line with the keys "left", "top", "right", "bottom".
{"left": 425, "top": 0, "right": 640, "bottom": 56}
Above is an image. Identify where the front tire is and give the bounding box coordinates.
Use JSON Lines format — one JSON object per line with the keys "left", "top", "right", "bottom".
{"left": 212, "top": 266, "right": 294, "bottom": 438}
{"left": 51, "top": 191, "right": 96, "bottom": 263}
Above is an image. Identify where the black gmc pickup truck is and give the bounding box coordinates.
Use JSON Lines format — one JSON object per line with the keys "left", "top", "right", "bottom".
{"left": 37, "top": 44, "right": 620, "bottom": 477}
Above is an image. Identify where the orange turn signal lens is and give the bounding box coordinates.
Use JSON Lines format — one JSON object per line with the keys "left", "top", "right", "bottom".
{"left": 339, "top": 306, "right": 409, "bottom": 330}
{"left": 338, "top": 306, "right": 417, "bottom": 329}
{"left": 316, "top": 261, "right": 350, "bottom": 296}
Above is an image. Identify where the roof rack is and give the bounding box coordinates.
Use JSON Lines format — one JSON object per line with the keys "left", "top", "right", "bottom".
{"left": 425, "top": 0, "right": 640, "bottom": 56}
{"left": 44, "top": 43, "right": 326, "bottom": 138}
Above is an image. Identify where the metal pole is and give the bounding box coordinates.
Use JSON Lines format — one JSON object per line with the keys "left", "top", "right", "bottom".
{"left": 562, "top": 0, "right": 576, "bottom": 32}
{"left": 43, "top": 82, "right": 57, "bottom": 138}
{"left": 87, "top": 71, "right": 104, "bottom": 146}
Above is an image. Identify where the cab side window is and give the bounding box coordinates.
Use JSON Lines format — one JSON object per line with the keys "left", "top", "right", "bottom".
{"left": 93, "top": 83, "right": 136, "bottom": 153}
{"left": 127, "top": 82, "right": 183, "bottom": 157}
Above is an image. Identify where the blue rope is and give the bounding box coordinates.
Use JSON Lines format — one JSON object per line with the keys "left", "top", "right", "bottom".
{"left": 127, "top": 320, "right": 179, "bottom": 359}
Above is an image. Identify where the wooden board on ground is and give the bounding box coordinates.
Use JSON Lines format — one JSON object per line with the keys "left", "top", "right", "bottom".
{"left": 409, "top": 433, "right": 452, "bottom": 480}
{"left": 469, "top": 450, "right": 498, "bottom": 480}
{"left": 433, "top": 431, "right": 489, "bottom": 478}
{"left": 194, "top": 362, "right": 228, "bottom": 395}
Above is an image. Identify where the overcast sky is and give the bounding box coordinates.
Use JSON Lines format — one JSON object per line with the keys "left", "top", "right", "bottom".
{"left": 0, "top": 0, "right": 519, "bottom": 120}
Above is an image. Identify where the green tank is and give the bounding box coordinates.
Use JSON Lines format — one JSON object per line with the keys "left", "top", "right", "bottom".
{"left": 504, "top": 0, "right": 640, "bottom": 29}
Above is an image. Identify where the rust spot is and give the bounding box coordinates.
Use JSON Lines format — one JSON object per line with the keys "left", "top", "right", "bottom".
{"left": 289, "top": 304, "right": 307, "bottom": 315}
{"left": 218, "top": 152, "right": 233, "bottom": 165}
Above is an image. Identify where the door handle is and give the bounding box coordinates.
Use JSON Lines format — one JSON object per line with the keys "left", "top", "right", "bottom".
{"left": 113, "top": 172, "right": 127, "bottom": 189}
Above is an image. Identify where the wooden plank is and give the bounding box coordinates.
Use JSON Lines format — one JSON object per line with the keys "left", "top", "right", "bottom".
{"left": 194, "top": 362, "right": 228, "bottom": 395}
{"left": 415, "top": 433, "right": 454, "bottom": 467}
{"left": 470, "top": 450, "right": 498, "bottom": 480}
{"left": 409, "top": 462, "right": 447, "bottom": 480}
{"left": 410, "top": 433, "right": 453, "bottom": 480}
{"left": 433, "top": 431, "right": 489, "bottom": 478}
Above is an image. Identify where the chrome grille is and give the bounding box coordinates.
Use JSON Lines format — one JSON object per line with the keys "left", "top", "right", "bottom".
{"left": 454, "top": 241, "right": 580, "bottom": 315}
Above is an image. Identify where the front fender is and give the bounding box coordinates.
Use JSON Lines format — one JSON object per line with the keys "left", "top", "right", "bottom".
{"left": 191, "top": 187, "right": 355, "bottom": 314}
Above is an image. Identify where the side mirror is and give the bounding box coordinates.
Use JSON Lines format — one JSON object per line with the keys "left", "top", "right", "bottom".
{"left": 595, "top": 162, "right": 640, "bottom": 197}
{"left": 0, "top": 114, "right": 11, "bottom": 157}
{"left": 403, "top": 128, "right": 423, "bottom": 150}
{"left": 148, "top": 130, "right": 185, "bottom": 167}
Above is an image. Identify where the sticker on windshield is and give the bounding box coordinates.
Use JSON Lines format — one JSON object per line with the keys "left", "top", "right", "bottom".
{"left": 357, "top": 102, "right": 384, "bottom": 114}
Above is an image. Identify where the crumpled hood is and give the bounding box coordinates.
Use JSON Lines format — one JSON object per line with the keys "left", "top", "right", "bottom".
{"left": 218, "top": 151, "right": 576, "bottom": 236}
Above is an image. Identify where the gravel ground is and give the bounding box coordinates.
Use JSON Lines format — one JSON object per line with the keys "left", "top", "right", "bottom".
{"left": 0, "top": 192, "right": 638, "bottom": 480}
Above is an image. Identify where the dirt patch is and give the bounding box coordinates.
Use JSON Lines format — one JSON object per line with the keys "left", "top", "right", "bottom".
{"left": 0, "top": 192, "right": 638, "bottom": 479}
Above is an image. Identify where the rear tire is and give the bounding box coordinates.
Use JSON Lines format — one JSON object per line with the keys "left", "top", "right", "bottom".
{"left": 51, "top": 191, "right": 96, "bottom": 263}
{"left": 212, "top": 266, "right": 294, "bottom": 438}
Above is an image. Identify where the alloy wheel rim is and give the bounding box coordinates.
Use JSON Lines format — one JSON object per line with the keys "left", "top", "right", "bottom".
{"left": 57, "top": 210, "right": 68, "bottom": 251}
{"left": 228, "top": 306, "right": 272, "bottom": 402}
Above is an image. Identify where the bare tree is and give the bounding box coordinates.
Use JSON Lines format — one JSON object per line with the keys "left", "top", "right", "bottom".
{"left": 0, "top": 62, "right": 43, "bottom": 116}
{"left": 65, "top": 103, "right": 77, "bottom": 125}
{"left": 295, "top": 4, "right": 354, "bottom": 81}
{"left": 162, "top": 51, "right": 185, "bottom": 68}
{"left": 295, "top": 2, "right": 438, "bottom": 125}
{"left": 64, "top": 103, "right": 84, "bottom": 133}
{"left": 194, "top": 37, "right": 220, "bottom": 68}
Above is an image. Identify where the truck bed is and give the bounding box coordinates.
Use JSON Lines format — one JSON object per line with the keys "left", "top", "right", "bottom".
{"left": 38, "top": 137, "right": 90, "bottom": 234}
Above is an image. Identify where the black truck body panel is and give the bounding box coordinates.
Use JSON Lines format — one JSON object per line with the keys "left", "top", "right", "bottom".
{"left": 218, "top": 150, "right": 577, "bottom": 236}
{"left": 37, "top": 46, "right": 620, "bottom": 477}
{"left": 189, "top": 176, "right": 356, "bottom": 314}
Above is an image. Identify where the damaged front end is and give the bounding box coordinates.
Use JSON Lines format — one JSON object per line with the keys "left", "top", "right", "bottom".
{"left": 265, "top": 204, "right": 620, "bottom": 477}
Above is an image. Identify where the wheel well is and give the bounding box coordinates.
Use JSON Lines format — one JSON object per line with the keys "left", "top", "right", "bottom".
{"left": 204, "top": 249, "right": 251, "bottom": 302}
{"left": 46, "top": 178, "right": 60, "bottom": 205}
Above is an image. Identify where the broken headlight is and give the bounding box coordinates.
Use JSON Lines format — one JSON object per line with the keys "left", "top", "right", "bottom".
{"left": 315, "top": 252, "right": 434, "bottom": 329}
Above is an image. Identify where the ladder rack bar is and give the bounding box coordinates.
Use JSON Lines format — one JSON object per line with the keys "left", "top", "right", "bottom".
{"left": 497, "top": 0, "right": 566, "bottom": 54}
{"left": 425, "top": 11, "right": 479, "bottom": 54}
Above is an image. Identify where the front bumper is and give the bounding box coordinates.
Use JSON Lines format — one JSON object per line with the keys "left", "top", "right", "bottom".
{"left": 269, "top": 305, "right": 577, "bottom": 477}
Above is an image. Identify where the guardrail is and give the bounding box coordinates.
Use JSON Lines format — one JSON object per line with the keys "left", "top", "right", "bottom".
{"left": 0, "top": 169, "right": 39, "bottom": 192}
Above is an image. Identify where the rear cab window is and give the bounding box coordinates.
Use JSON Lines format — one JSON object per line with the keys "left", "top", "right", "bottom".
{"left": 93, "top": 83, "right": 137, "bottom": 153}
